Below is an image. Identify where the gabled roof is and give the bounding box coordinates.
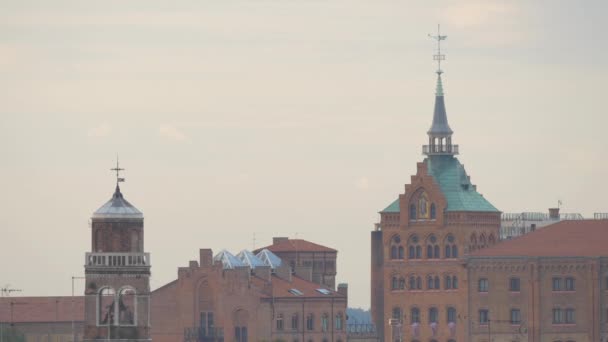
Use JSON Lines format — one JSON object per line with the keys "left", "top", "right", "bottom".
{"left": 236, "top": 250, "right": 266, "bottom": 268}
{"left": 213, "top": 250, "right": 246, "bottom": 269}
{"left": 93, "top": 185, "right": 143, "bottom": 219}
{"left": 380, "top": 156, "right": 499, "bottom": 214}
{"left": 0, "top": 296, "right": 84, "bottom": 323}
{"left": 255, "top": 239, "right": 336, "bottom": 253}
{"left": 256, "top": 249, "right": 283, "bottom": 269}
{"left": 469, "top": 220, "right": 608, "bottom": 258}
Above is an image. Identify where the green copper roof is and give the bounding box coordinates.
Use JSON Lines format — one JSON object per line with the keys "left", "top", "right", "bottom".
{"left": 380, "top": 155, "right": 499, "bottom": 213}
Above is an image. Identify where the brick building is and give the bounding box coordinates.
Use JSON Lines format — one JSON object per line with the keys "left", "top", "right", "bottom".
{"left": 150, "top": 243, "right": 347, "bottom": 342}
{"left": 467, "top": 220, "right": 608, "bottom": 342}
{"left": 371, "top": 59, "right": 501, "bottom": 342}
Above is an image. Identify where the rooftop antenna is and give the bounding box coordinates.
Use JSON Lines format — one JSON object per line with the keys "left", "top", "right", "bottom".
{"left": 428, "top": 24, "right": 447, "bottom": 75}
{"left": 110, "top": 155, "right": 126, "bottom": 186}
{"left": 252, "top": 232, "right": 256, "bottom": 250}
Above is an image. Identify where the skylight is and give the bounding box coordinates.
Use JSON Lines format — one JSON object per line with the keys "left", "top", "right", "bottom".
{"left": 316, "top": 288, "right": 331, "bottom": 295}
{"left": 289, "top": 288, "right": 304, "bottom": 296}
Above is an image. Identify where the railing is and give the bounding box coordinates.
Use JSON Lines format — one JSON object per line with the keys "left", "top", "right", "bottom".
{"left": 594, "top": 213, "right": 608, "bottom": 220}
{"left": 86, "top": 252, "right": 150, "bottom": 267}
{"left": 347, "top": 323, "right": 377, "bottom": 335}
{"left": 422, "top": 144, "right": 459, "bottom": 155}
{"left": 184, "top": 327, "right": 224, "bottom": 342}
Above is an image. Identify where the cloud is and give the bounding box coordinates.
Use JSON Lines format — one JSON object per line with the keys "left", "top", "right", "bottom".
{"left": 159, "top": 124, "right": 186, "bottom": 141}
{"left": 355, "top": 177, "right": 369, "bottom": 190}
{"left": 87, "top": 123, "right": 111, "bottom": 137}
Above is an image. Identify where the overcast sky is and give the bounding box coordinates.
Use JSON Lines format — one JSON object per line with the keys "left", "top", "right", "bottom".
{"left": 1, "top": 0, "right": 607, "bottom": 309}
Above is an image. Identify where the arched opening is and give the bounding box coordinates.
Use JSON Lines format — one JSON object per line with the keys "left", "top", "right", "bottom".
{"left": 430, "top": 203, "right": 436, "bottom": 219}
{"left": 409, "top": 204, "right": 417, "bottom": 220}
{"left": 428, "top": 308, "right": 438, "bottom": 323}
{"left": 410, "top": 307, "right": 420, "bottom": 323}
{"left": 98, "top": 287, "right": 116, "bottom": 326}
{"left": 447, "top": 307, "right": 456, "bottom": 323}
{"left": 118, "top": 287, "right": 136, "bottom": 325}
{"left": 234, "top": 309, "right": 249, "bottom": 342}
{"left": 408, "top": 235, "right": 421, "bottom": 259}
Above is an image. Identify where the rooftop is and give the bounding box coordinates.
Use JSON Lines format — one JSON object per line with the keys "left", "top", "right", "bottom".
{"left": 254, "top": 238, "right": 336, "bottom": 254}
{"left": 0, "top": 296, "right": 84, "bottom": 323}
{"left": 470, "top": 220, "right": 608, "bottom": 258}
{"left": 256, "top": 275, "right": 344, "bottom": 299}
{"left": 92, "top": 185, "right": 143, "bottom": 219}
{"left": 381, "top": 155, "right": 499, "bottom": 213}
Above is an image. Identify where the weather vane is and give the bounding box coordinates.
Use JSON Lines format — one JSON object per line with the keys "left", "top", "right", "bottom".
{"left": 110, "top": 156, "right": 125, "bottom": 185}
{"left": 428, "top": 24, "right": 447, "bottom": 74}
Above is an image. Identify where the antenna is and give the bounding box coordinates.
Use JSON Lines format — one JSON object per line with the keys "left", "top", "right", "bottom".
{"left": 252, "top": 232, "right": 256, "bottom": 250}
{"left": 110, "top": 156, "right": 125, "bottom": 185}
{"left": 0, "top": 285, "right": 21, "bottom": 297}
{"left": 428, "top": 24, "right": 447, "bottom": 74}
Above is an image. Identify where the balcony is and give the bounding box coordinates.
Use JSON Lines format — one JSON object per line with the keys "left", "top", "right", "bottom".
{"left": 184, "top": 327, "right": 224, "bottom": 342}
{"left": 85, "top": 252, "right": 151, "bottom": 267}
{"left": 422, "top": 144, "right": 459, "bottom": 155}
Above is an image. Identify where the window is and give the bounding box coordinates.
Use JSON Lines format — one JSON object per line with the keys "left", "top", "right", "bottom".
{"left": 409, "top": 276, "right": 416, "bottom": 290}
{"left": 399, "top": 277, "right": 405, "bottom": 290}
{"left": 98, "top": 287, "right": 116, "bottom": 326}
{"left": 335, "top": 313, "right": 343, "bottom": 330}
{"left": 565, "top": 309, "right": 575, "bottom": 324}
{"left": 277, "top": 314, "right": 284, "bottom": 331}
{"left": 392, "top": 307, "right": 402, "bottom": 321}
{"left": 479, "top": 310, "right": 489, "bottom": 325}
{"left": 452, "top": 245, "right": 458, "bottom": 257}
{"left": 427, "top": 235, "right": 439, "bottom": 259}
{"left": 392, "top": 276, "right": 398, "bottom": 290}
{"left": 565, "top": 277, "right": 575, "bottom": 291}
{"left": 509, "top": 278, "right": 520, "bottom": 292}
{"left": 408, "top": 235, "right": 421, "bottom": 259}
{"left": 398, "top": 246, "right": 404, "bottom": 259}
{"left": 306, "top": 314, "right": 314, "bottom": 331}
{"left": 416, "top": 276, "right": 422, "bottom": 289}
{"left": 552, "top": 308, "right": 563, "bottom": 324}
{"left": 445, "top": 244, "right": 451, "bottom": 258}
{"left": 429, "top": 308, "right": 438, "bottom": 323}
{"left": 452, "top": 276, "right": 458, "bottom": 289}
{"left": 235, "top": 327, "right": 247, "bottom": 342}
{"left": 552, "top": 277, "right": 562, "bottom": 291}
{"left": 321, "top": 314, "right": 329, "bottom": 332}
{"left": 390, "top": 246, "right": 397, "bottom": 259}
{"left": 478, "top": 278, "right": 489, "bottom": 292}
{"left": 390, "top": 235, "right": 404, "bottom": 260}
{"left": 445, "top": 275, "right": 452, "bottom": 289}
{"left": 434, "top": 276, "right": 440, "bottom": 289}
{"left": 510, "top": 309, "right": 521, "bottom": 324}
{"left": 447, "top": 307, "right": 456, "bottom": 323}
{"left": 410, "top": 204, "right": 416, "bottom": 220}
{"left": 430, "top": 203, "right": 436, "bottom": 219}
{"left": 291, "top": 314, "right": 299, "bottom": 330}
{"left": 200, "top": 311, "right": 214, "bottom": 336}
{"left": 410, "top": 308, "right": 420, "bottom": 323}
{"left": 427, "top": 275, "right": 434, "bottom": 289}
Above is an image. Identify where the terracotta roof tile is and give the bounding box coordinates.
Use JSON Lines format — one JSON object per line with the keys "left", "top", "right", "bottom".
{"left": 470, "top": 220, "right": 608, "bottom": 258}
{"left": 254, "top": 239, "right": 336, "bottom": 253}
{"left": 0, "top": 296, "right": 84, "bottom": 323}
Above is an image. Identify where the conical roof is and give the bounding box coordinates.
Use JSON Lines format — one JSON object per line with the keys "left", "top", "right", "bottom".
{"left": 427, "top": 73, "right": 453, "bottom": 136}
{"left": 92, "top": 185, "right": 143, "bottom": 219}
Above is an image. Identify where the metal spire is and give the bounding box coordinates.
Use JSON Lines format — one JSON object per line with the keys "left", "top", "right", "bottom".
{"left": 428, "top": 24, "right": 447, "bottom": 75}
{"left": 110, "top": 156, "right": 126, "bottom": 186}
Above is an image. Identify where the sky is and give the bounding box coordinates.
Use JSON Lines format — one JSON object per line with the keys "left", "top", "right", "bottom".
{"left": 0, "top": 0, "right": 607, "bottom": 309}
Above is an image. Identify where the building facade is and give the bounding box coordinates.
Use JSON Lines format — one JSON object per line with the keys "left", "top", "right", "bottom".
{"left": 370, "top": 56, "right": 501, "bottom": 342}
{"left": 84, "top": 183, "right": 152, "bottom": 341}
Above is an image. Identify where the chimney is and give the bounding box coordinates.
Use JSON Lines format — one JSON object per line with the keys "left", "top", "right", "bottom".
{"left": 273, "top": 237, "right": 289, "bottom": 245}
{"left": 200, "top": 249, "right": 213, "bottom": 266}
{"left": 337, "top": 283, "right": 348, "bottom": 297}
{"left": 548, "top": 208, "right": 560, "bottom": 220}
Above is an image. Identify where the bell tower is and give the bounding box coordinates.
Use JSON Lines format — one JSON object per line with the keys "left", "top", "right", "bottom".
{"left": 84, "top": 161, "right": 151, "bottom": 342}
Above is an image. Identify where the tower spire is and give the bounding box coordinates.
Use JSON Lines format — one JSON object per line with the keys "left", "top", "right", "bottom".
{"left": 423, "top": 25, "right": 458, "bottom": 156}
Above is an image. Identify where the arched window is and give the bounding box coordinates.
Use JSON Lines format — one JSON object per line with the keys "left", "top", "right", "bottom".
{"left": 321, "top": 313, "right": 329, "bottom": 332}
{"left": 445, "top": 275, "right": 452, "bottom": 289}
{"left": 98, "top": 287, "right": 116, "bottom": 326}
{"left": 447, "top": 307, "right": 456, "bottom": 323}
{"left": 399, "top": 277, "right": 406, "bottom": 290}
{"left": 416, "top": 276, "right": 422, "bottom": 289}
{"left": 392, "top": 307, "right": 402, "bottom": 321}
{"left": 335, "top": 313, "right": 343, "bottom": 330}
{"left": 452, "top": 245, "right": 458, "bottom": 258}
{"left": 428, "top": 307, "right": 438, "bottom": 323}
{"left": 390, "top": 235, "right": 403, "bottom": 260}
{"left": 410, "top": 204, "right": 417, "bottom": 220}
{"left": 306, "top": 314, "right": 314, "bottom": 330}
{"left": 452, "top": 276, "right": 458, "bottom": 289}
{"left": 426, "top": 235, "right": 439, "bottom": 259}
{"left": 118, "top": 287, "right": 136, "bottom": 325}
{"left": 291, "top": 313, "right": 299, "bottom": 330}
{"left": 410, "top": 308, "right": 420, "bottom": 323}
{"left": 430, "top": 203, "right": 436, "bottom": 219}
{"left": 276, "top": 313, "right": 284, "bottom": 331}
{"left": 434, "top": 276, "right": 440, "bottom": 289}
{"left": 408, "top": 235, "right": 421, "bottom": 259}
{"left": 409, "top": 276, "right": 416, "bottom": 290}
{"left": 444, "top": 234, "right": 457, "bottom": 259}
{"left": 392, "top": 276, "right": 398, "bottom": 290}
{"left": 427, "top": 275, "right": 434, "bottom": 289}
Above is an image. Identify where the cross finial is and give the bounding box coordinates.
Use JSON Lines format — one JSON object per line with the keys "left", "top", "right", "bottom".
{"left": 428, "top": 24, "right": 447, "bottom": 74}
{"left": 110, "top": 156, "right": 125, "bottom": 186}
